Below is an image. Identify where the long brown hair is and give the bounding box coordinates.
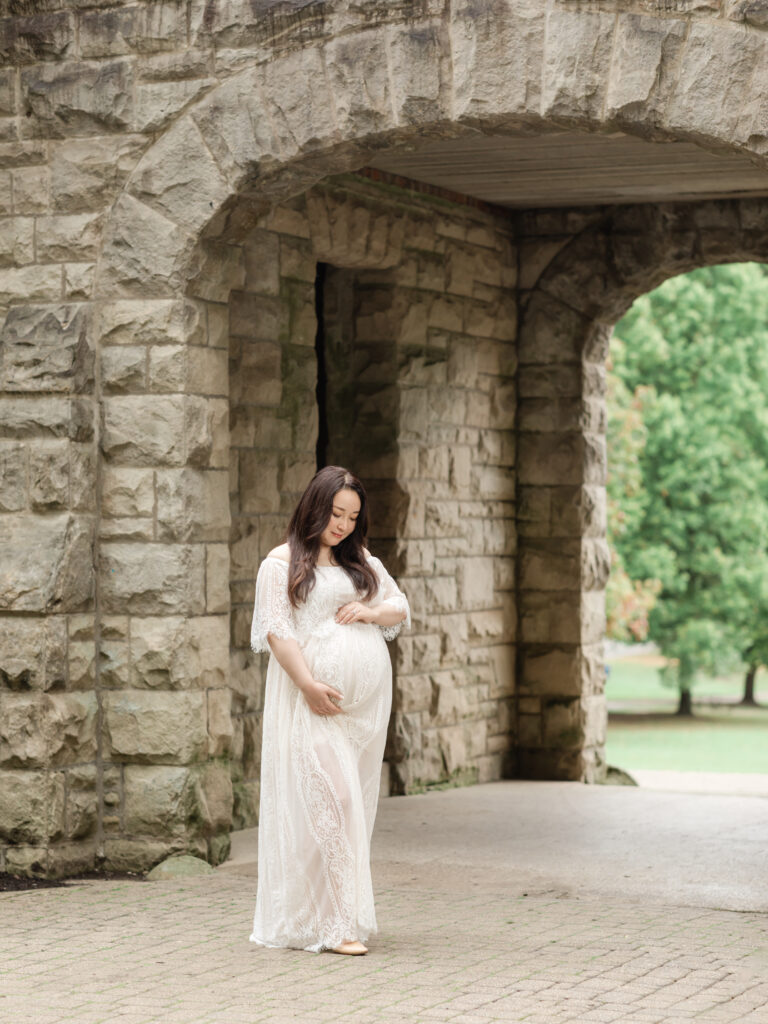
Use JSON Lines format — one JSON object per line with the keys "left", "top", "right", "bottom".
{"left": 285, "top": 466, "right": 378, "bottom": 607}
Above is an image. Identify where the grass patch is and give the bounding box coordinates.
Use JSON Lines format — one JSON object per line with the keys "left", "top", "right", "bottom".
{"left": 606, "top": 657, "right": 768, "bottom": 773}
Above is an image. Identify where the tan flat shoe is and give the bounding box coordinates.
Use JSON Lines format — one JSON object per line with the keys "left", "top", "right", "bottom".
{"left": 331, "top": 940, "right": 368, "bottom": 955}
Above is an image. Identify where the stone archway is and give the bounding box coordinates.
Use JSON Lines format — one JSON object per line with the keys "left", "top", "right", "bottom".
{"left": 3, "top": 1, "right": 768, "bottom": 875}
{"left": 514, "top": 198, "right": 768, "bottom": 781}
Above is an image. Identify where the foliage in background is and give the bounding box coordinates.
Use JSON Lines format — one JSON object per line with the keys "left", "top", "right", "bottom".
{"left": 608, "top": 262, "right": 768, "bottom": 709}
{"left": 605, "top": 364, "right": 661, "bottom": 642}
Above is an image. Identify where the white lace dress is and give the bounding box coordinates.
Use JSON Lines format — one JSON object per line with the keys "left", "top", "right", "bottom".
{"left": 248, "top": 552, "right": 411, "bottom": 953}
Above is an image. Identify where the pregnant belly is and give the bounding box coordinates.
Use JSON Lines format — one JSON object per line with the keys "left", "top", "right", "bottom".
{"left": 302, "top": 623, "right": 391, "bottom": 713}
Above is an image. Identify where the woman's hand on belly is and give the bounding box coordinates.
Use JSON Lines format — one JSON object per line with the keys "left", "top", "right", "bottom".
{"left": 335, "top": 601, "right": 376, "bottom": 625}
{"left": 301, "top": 678, "right": 345, "bottom": 717}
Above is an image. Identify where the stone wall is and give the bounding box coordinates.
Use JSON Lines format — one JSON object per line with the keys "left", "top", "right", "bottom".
{"left": 3, "top": 0, "right": 768, "bottom": 875}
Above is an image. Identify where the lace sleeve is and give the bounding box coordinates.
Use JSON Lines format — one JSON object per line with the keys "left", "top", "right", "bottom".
{"left": 250, "top": 557, "right": 296, "bottom": 654}
{"left": 367, "top": 555, "right": 411, "bottom": 641}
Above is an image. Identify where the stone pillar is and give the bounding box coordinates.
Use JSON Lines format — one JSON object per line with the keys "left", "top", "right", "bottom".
{"left": 515, "top": 285, "right": 610, "bottom": 782}
{"left": 96, "top": 292, "right": 233, "bottom": 871}
{"left": 0, "top": 301, "right": 98, "bottom": 877}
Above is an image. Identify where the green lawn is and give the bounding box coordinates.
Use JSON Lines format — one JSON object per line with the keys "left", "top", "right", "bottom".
{"left": 605, "top": 658, "right": 768, "bottom": 774}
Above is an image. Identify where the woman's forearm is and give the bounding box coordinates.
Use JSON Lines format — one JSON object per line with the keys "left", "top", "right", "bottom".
{"left": 368, "top": 603, "right": 408, "bottom": 627}
{"left": 266, "top": 634, "right": 314, "bottom": 692}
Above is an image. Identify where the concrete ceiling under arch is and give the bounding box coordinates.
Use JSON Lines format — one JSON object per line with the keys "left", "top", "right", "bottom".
{"left": 367, "top": 130, "right": 768, "bottom": 209}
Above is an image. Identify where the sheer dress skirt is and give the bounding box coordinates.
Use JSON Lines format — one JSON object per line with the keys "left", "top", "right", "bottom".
{"left": 249, "top": 555, "right": 410, "bottom": 953}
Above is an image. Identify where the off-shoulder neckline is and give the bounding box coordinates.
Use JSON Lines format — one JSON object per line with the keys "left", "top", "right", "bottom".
{"left": 264, "top": 553, "right": 376, "bottom": 567}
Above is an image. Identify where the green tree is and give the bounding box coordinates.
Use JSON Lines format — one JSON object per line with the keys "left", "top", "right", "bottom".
{"left": 605, "top": 355, "right": 661, "bottom": 643}
{"left": 610, "top": 263, "right": 768, "bottom": 713}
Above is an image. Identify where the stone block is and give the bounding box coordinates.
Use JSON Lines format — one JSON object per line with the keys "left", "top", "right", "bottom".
{"left": 101, "top": 346, "right": 147, "bottom": 393}
{"left": 229, "top": 517, "right": 260, "bottom": 582}
{"left": 456, "top": 557, "right": 495, "bottom": 609}
{"left": 185, "top": 396, "right": 229, "bottom": 470}
{"left": 239, "top": 451, "right": 280, "bottom": 514}
{"left": 68, "top": 442, "right": 94, "bottom": 513}
{"left": 207, "top": 688, "right": 234, "bottom": 757}
{"left": 519, "top": 540, "right": 581, "bottom": 592}
{"left": 101, "top": 467, "right": 154, "bottom": 519}
{"left": 0, "top": 441, "right": 26, "bottom": 510}
{"left": 0, "top": 769, "right": 64, "bottom": 842}
{"left": 0, "top": 691, "right": 97, "bottom": 769}
{"left": 241, "top": 713, "right": 262, "bottom": 778}
{"left": 122, "top": 764, "right": 212, "bottom": 847}
{"left": 102, "top": 836, "right": 181, "bottom": 873}
{"left": 520, "top": 646, "right": 588, "bottom": 697}
{"left": 35, "top": 213, "right": 100, "bottom": 263}
{"left": 0, "top": 615, "right": 67, "bottom": 691}
{"left": 96, "top": 299, "right": 204, "bottom": 348}
{"left": 50, "top": 134, "right": 144, "bottom": 214}
{"left": 581, "top": 536, "right": 610, "bottom": 591}
{"left": 79, "top": 6, "right": 186, "bottom": 59}
{"left": 605, "top": 14, "right": 688, "bottom": 122}
{"left": 582, "top": 693, "right": 607, "bottom": 748}
{"left": 64, "top": 764, "right": 98, "bottom": 840}
{"left": 100, "top": 541, "right": 206, "bottom": 616}
{"left": 104, "top": 691, "right": 207, "bottom": 765}
{"left": 22, "top": 59, "right": 133, "bottom": 138}
{"left": 98, "top": 192, "right": 193, "bottom": 297}
{"left": 67, "top": 640, "right": 94, "bottom": 691}
{"left": 10, "top": 164, "right": 49, "bottom": 214}
{"left": 0, "top": 12, "right": 74, "bottom": 64}
{"left": 195, "top": 761, "right": 233, "bottom": 832}
{"left": 542, "top": 696, "right": 583, "bottom": 749}
{"left": 398, "top": 673, "right": 432, "bottom": 713}
{"left": 518, "top": 292, "right": 591, "bottom": 365}
{"left": 429, "top": 672, "right": 471, "bottom": 726}
{"left": 128, "top": 115, "right": 231, "bottom": 235}
{"left": 0, "top": 216, "right": 33, "bottom": 267}
{"left": 0, "top": 304, "right": 94, "bottom": 394}
{"left": 517, "top": 433, "right": 593, "bottom": 486}
{"left": 206, "top": 544, "right": 230, "bottom": 614}
{"left": 188, "top": 616, "right": 230, "bottom": 690}
{"left": 63, "top": 262, "right": 95, "bottom": 300}
{"left": 232, "top": 779, "right": 259, "bottom": 831}
{"left": 243, "top": 229, "right": 280, "bottom": 295}
{"left": 186, "top": 347, "right": 229, "bottom": 397}
{"left": 28, "top": 441, "right": 69, "bottom": 510}
{"left": 99, "top": 637, "right": 130, "bottom": 688}
{"left": 155, "top": 468, "right": 230, "bottom": 543}
{"left": 45, "top": 838, "right": 98, "bottom": 878}
{"left": 488, "top": 644, "right": 515, "bottom": 699}
{"left": 129, "top": 616, "right": 190, "bottom": 689}
{"left": 230, "top": 340, "right": 282, "bottom": 406}
{"left": 0, "top": 513, "right": 94, "bottom": 612}
{"left": 102, "top": 395, "right": 185, "bottom": 465}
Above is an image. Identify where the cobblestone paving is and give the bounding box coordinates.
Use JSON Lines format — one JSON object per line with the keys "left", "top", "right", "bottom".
{"left": 2, "top": 872, "right": 767, "bottom": 1024}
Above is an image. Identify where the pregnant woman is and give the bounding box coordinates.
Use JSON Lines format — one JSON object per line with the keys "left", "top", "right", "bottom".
{"left": 249, "top": 465, "right": 410, "bottom": 955}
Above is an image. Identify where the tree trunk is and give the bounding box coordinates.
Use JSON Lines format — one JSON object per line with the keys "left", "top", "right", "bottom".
{"left": 741, "top": 664, "right": 759, "bottom": 706}
{"left": 676, "top": 687, "right": 693, "bottom": 716}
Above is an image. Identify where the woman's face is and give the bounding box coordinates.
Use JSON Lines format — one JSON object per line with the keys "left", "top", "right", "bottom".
{"left": 320, "top": 487, "right": 361, "bottom": 548}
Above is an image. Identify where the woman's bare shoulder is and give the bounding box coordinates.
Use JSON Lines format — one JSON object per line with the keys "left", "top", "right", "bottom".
{"left": 266, "top": 543, "right": 291, "bottom": 563}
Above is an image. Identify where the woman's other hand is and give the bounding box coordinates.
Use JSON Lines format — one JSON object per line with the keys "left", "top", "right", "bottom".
{"left": 301, "top": 679, "right": 345, "bottom": 716}
{"left": 335, "top": 601, "right": 375, "bottom": 625}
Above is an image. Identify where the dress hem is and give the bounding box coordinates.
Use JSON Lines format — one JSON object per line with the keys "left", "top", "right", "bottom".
{"left": 249, "top": 928, "right": 374, "bottom": 954}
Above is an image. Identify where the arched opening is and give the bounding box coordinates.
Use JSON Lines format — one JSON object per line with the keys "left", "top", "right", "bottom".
{"left": 604, "top": 262, "right": 768, "bottom": 789}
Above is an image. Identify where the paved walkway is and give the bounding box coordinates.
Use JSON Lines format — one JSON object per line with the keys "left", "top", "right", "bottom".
{"left": 2, "top": 781, "right": 768, "bottom": 1024}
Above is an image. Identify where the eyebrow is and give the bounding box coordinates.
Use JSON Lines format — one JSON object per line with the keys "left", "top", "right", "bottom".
{"left": 332, "top": 505, "right": 359, "bottom": 514}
